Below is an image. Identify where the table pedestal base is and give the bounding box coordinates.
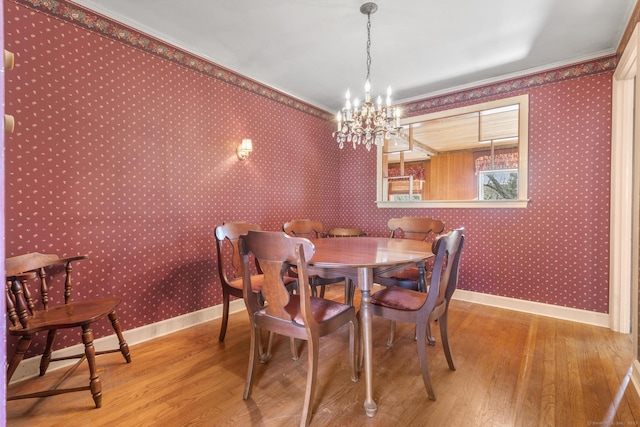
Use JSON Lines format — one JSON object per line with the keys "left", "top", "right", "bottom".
{"left": 359, "top": 267, "right": 377, "bottom": 417}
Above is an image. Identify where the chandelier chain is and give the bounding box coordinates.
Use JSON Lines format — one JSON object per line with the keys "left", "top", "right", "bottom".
{"left": 366, "top": 12, "right": 372, "bottom": 83}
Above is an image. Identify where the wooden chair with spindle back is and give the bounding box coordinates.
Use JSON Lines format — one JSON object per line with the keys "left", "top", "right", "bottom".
{"left": 239, "top": 230, "right": 358, "bottom": 427}
{"left": 5, "top": 252, "right": 131, "bottom": 408}
{"left": 365, "top": 228, "right": 465, "bottom": 401}
{"left": 326, "top": 227, "right": 366, "bottom": 238}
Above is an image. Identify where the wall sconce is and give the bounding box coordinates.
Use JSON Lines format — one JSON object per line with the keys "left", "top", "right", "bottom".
{"left": 4, "top": 50, "right": 14, "bottom": 70}
{"left": 237, "top": 138, "right": 253, "bottom": 160}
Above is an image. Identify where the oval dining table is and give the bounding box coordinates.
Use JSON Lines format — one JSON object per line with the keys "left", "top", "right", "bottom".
{"left": 307, "top": 236, "right": 434, "bottom": 417}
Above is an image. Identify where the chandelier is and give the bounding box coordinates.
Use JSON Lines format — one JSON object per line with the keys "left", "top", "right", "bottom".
{"left": 333, "top": 2, "right": 401, "bottom": 151}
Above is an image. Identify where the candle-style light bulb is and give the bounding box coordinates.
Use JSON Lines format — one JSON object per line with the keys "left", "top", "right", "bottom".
{"left": 365, "top": 79, "right": 371, "bottom": 102}
{"left": 345, "top": 89, "right": 351, "bottom": 100}
{"left": 376, "top": 95, "right": 382, "bottom": 111}
{"left": 354, "top": 98, "right": 360, "bottom": 109}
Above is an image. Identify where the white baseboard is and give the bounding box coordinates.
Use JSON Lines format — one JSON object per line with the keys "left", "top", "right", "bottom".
{"left": 631, "top": 360, "right": 640, "bottom": 398}
{"left": 9, "top": 299, "right": 247, "bottom": 384}
{"left": 11, "top": 290, "right": 611, "bottom": 383}
{"left": 453, "top": 289, "right": 610, "bottom": 328}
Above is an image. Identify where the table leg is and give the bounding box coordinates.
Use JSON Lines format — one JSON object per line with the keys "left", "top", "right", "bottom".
{"left": 358, "top": 267, "right": 377, "bottom": 417}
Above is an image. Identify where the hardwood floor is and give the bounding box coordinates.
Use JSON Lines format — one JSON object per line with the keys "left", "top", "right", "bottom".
{"left": 7, "top": 285, "right": 640, "bottom": 426}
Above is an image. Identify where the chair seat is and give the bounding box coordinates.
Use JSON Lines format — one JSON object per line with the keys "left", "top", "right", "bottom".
{"left": 371, "top": 286, "right": 426, "bottom": 311}
{"left": 9, "top": 297, "right": 121, "bottom": 335}
{"left": 229, "top": 274, "right": 297, "bottom": 293}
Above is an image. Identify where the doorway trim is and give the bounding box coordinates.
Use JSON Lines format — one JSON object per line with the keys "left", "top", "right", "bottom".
{"left": 611, "top": 23, "right": 640, "bottom": 391}
{"left": 610, "top": 23, "right": 637, "bottom": 335}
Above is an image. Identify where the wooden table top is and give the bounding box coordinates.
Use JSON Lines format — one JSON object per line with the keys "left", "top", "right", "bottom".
{"left": 309, "top": 237, "right": 433, "bottom": 268}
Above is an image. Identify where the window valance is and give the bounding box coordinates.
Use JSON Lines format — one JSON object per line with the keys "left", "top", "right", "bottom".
{"left": 475, "top": 153, "right": 518, "bottom": 175}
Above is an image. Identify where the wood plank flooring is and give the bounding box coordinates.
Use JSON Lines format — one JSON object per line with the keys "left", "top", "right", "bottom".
{"left": 7, "top": 285, "right": 640, "bottom": 426}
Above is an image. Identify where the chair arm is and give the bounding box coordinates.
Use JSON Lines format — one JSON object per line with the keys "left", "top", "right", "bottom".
{"left": 53, "top": 255, "right": 89, "bottom": 265}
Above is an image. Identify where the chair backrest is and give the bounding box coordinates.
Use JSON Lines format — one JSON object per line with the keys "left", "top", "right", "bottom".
{"left": 283, "top": 219, "right": 325, "bottom": 239}
{"left": 215, "top": 221, "right": 261, "bottom": 284}
{"left": 326, "top": 227, "right": 366, "bottom": 237}
{"left": 5, "top": 252, "right": 88, "bottom": 328}
{"left": 239, "top": 231, "right": 315, "bottom": 322}
{"left": 426, "top": 228, "right": 465, "bottom": 311}
{"left": 387, "top": 216, "right": 445, "bottom": 241}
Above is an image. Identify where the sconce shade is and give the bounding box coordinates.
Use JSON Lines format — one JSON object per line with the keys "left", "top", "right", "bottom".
{"left": 237, "top": 138, "right": 253, "bottom": 160}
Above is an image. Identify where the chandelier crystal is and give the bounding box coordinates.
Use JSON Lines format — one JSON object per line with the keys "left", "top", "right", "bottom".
{"left": 333, "top": 2, "right": 401, "bottom": 151}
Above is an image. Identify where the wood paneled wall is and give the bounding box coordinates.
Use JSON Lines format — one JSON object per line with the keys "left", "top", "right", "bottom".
{"left": 429, "top": 152, "right": 477, "bottom": 200}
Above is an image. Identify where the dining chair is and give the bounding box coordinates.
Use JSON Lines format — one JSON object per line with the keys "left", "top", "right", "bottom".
{"left": 326, "top": 227, "right": 367, "bottom": 238}
{"left": 283, "top": 219, "right": 347, "bottom": 301}
{"left": 375, "top": 217, "right": 446, "bottom": 344}
{"left": 325, "top": 227, "right": 367, "bottom": 305}
{"left": 376, "top": 216, "right": 446, "bottom": 292}
{"left": 215, "top": 221, "right": 297, "bottom": 352}
{"left": 365, "top": 228, "right": 465, "bottom": 401}
{"left": 5, "top": 252, "right": 131, "bottom": 408}
{"left": 239, "top": 230, "right": 358, "bottom": 427}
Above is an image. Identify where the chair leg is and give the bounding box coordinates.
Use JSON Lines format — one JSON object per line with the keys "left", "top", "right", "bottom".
{"left": 427, "top": 321, "right": 436, "bottom": 346}
{"left": 7, "top": 335, "right": 32, "bottom": 383}
{"left": 387, "top": 320, "right": 396, "bottom": 347}
{"left": 439, "top": 313, "right": 455, "bottom": 370}
{"left": 244, "top": 323, "right": 260, "bottom": 400}
{"left": 301, "top": 332, "right": 319, "bottom": 427}
{"left": 416, "top": 320, "right": 436, "bottom": 401}
{"left": 259, "top": 330, "right": 274, "bottom": 364}
{"left": 40, "top": 329, "right": 57, "bottom": 376}
{"left": 81, "top": 325, "right": 102, "bottom": 408}
{"left": 219, "top": 290, "right": 231, "bottom": 342}
{"left": 318, "top": 284, "right": 326, "bottom": 298}
{"left": 108, "top": 311, "right": 131, "bottom": 363}
{"left": 289, "top": 337, "right": 299, "bottom": 361}
{"left": 344, "top": 279, "right": 355, "bottom": 306}
{"left": 310, "top": 277, "right": 326, "bottom": 299}
{"left": 418, "top": 262, "right": 428, "bottom": 293}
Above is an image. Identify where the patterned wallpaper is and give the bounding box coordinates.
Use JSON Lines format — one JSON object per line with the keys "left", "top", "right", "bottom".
{"left": 3, "top": 0, "right": 341, "bottom": 354}
{"left": 4, "top": 0, "right": 613, "bottom": 356}
{"left": 338, "top": 72, "right": 612, "bottom": 312}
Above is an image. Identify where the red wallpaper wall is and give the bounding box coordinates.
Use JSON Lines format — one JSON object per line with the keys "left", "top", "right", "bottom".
{"left": 3, "top": 0, "right": 613, "bottom": 357}
{"left": 3, "top": 1, "right": 342, "bottom": 353}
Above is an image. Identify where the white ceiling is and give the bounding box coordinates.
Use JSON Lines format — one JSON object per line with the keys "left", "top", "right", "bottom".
{"left": 71, "top": 0, "right": 635, "bottom": 113}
